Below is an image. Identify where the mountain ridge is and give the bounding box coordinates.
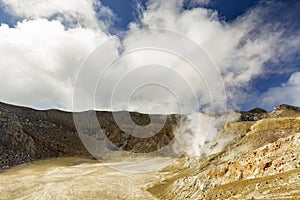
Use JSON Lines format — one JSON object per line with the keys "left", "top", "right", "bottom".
{"left": 0, "top": 101, "right": 300, "bottom": 170}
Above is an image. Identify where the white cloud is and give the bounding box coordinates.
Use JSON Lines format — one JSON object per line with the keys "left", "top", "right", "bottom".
{"left": 0, "top": 0, "right": 120, "bottom": 110}
{"left": 262, "top": 72, "right": 300, "bottom": 107}
{"left": 0, "top": 18, "right": 112, "bottom": 110}
{"left": 1, "top": 0, "right": 114, "bottom": 29}
{"left": 129, "top": 0, "right": 300, "bottom": 108}
{"left": 0, "top": 0, "right": 299, "bottom": 113}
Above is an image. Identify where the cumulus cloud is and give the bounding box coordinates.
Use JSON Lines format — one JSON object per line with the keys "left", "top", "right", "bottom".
{"left": 0, "top": 0, "right": 299, "bottom": 113}
{"left": 1, "top": 0, "right": 114, "bottom": 29}
{"left": 130, "top": 0, "right": 300, "bottom": 108}
{"left": 0, "top": 0, "right": 116, "bottom": 110}
{"left": 81, "top": 28, "right": 227, "bottom": 114}
{"left": 261, "top": 72, "right": 300, "bottom": 107}
{"left": 0, "top": 19, "right": 111, "bottom": 109}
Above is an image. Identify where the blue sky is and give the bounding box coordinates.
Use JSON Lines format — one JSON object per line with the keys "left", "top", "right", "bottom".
{"left": 0, "top": 0, "right": 299, "bottom": 112}
{"left": 99, "top": 0, "right": 261, "bottom": 30}
{"left": 0, "top": 5, "right": 17, "bottom": 26}
{"left": 100, "top": 0, "right": 300, "bottom": 111}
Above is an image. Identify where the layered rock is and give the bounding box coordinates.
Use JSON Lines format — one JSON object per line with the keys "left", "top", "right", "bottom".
{"left": 147, "top": 115, "right": 300, "bottom": 199}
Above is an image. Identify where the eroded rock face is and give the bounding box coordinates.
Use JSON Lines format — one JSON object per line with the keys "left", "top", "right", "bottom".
{"left": 238, "top": 109, "right": 268, "bottom": 121}
{"left": 0, "top": 103, "right": 89, "bottom": 169}
{"left": 0, "top": 102, "right": 180, "bottom": 169}
{"left": 147, "top": 116, "right": 300, "bottom": 200}
{"left": 95, "top": 112, "right": 180, "bottom": 153}
{"left": 270, "top": 104, "right": 300, "bottom": 118}
{"left": 237, "top": 104, "right": 300, "bottom": 121}
{"left": 275, "top": 104, "right": 300, "bottom": 112}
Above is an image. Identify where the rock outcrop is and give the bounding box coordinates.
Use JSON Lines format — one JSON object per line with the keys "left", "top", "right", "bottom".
{"left": 147, "top": 110, "right": 300, "bottom": 199}
{"left": 237, "top": 104, "right": 300, "bottom": 121}
{"left": 238, "top": 108, "right": 268, "bottom": 121}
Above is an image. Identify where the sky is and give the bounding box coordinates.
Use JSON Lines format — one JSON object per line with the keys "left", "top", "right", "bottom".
{"left": 99, "top": 0, "right": 262, "bottom": 31}
{"left": 0, "top": 0, "right": 299, "bottom": 113}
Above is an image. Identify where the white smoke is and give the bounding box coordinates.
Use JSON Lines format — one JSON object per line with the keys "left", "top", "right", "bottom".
{"left": 172, "top": 110, "right": 240, "bottom": 157}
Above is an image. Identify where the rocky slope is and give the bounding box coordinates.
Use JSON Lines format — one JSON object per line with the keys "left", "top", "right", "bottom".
{"left": 0, "top": 102, "right": 179, "bottom": 169}
{"left": 0, "top": 101, "right": 274, "bottom": 170}
{"left": 147, "top": 105, "right": 300, "bottom": 200}
{"left": 1, "top": 102, "right": 300, "bottom": 199}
